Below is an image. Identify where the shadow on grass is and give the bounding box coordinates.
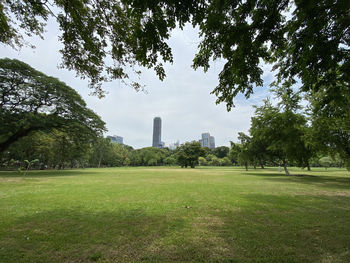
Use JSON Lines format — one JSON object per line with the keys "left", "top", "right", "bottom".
{"left": 246, "top": 171, "right": 350, "bottom": 190}
{"left": 0, "top": 169, "right": 99, "bottom": 178}
{"left": 0, "top": 209, "right": 187, "bottom": 263}
{"left": 1, "top": 194, "right": 350, "bottom": 263}
{"left": 213, "top": 193, "right": 350, "bottom": 262}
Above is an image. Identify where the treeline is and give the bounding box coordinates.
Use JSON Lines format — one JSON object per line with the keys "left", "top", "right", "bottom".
{"left": 0, "top": 133, "right": 234, "bottom": 170}
{"left": 1, "top": 127, "right": 343, "bottom": 172}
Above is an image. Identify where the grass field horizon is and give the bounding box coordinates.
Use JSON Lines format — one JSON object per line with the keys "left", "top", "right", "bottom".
{"left": 1, "top": 166, "right": 350, "bottom": 262}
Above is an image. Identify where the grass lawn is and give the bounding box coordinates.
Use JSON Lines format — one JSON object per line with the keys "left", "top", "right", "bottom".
{"left": 0, "top": 166, "right": 350, "bottom": 262}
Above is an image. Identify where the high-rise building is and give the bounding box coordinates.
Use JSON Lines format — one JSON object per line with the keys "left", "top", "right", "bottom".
{"left": 107, "top": 135, "right": 123, "bottom": 144}
{"left": 152, "top": 117, "right": 162, "bottom": 148}
{"left": 200, "top": 133, "right": 210, "bottom": 148}
{"left": 209, "top": 136, "right": 215, "bottom": 149}
{"left": 199, "top": 132, "right": 215, "bottom": 149}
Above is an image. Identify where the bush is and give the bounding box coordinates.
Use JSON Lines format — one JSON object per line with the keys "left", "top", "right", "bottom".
{"left": 198, "top": 157, "right": 207, "bottom": 166}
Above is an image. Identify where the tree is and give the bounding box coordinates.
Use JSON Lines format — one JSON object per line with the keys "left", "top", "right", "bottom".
{"left": 308, "top": 83, "right": 350, "bottom": 170}
{"left": 221, "top": 157, "right": 232, "bottom": 166}
{"left": 0, "top": 58, "right": 106, "bottom": 154}
{"left": 46, "top": 128, "right": 93, "bottom": 169}
{"left": 319, "top": 156, "right": 333, "bottom": 170}
{"left": 1, "top": 1, "right": 348, "bottom": 108}
{"left": 211, "top": 146, "right": 230, "bottom": 158}
{"left": 229, "top": 133, "right": 253, "bottom": 171}
{"left": 89, "top": 137, "right": 113, "bottom": 168}
{"left": 250, "top": 95, "right": 309, "bottom": 175}
{"left": 198, "top": 157, "right": 207, "bottom": 166}
{"left": 208, "top": 155, "right": 220, "bottom": 166}
{"left": 176, "top": 141, "right": 204, "bottom": 168}
{"left": 1, "top": 128, "right": 94, "bottom": 169}
{"left": 164, "top": 156, "right": 177, "bottom": 166}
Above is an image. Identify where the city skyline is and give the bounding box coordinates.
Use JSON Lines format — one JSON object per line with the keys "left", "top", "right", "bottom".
{"left": 109, "top": 119, "right": 220, "bottom": 149}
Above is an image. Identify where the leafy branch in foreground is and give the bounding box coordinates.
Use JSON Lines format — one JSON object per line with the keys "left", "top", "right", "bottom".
{"left": 1, "top": 1, "right": 349, "bottom": 108}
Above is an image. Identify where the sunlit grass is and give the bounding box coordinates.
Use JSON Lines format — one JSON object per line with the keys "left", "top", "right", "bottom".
{"left": 0, "top": 166, "right": 349, "bottom": 262}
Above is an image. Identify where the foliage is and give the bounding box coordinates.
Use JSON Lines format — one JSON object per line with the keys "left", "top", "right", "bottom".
{"left": 221, "top": 157, "right": 232, "bottom": 166}
{"left": 319, "top": 157, "right": 333, "bottom": 170}
{"left": 198, "top": 157, "right": 207, "bottom": 166}
{"left": 2, "top": 129, "right": 94, "bottom": 169}
{"left": 176, "top": 141, "right": 204, "bottom": 168}
{"left": 249, "top": 87, "right": 311, "bottom": 175}
{"left": 0, "top": 58, "right": 106, "bottom": 154}
{"left": 211, "top": 146, "right": 230, "bottom": 158}
{"left": 2, "top": 1, "right": 349, "bottom": 108}
{"left": 164, "top": 156, "right": 177, "bottom": 166}
{"left": 229, "top": 133, "right": 252, "bottom": 171}
{"left": 308, "top": 83, "right": 350, "bottom": 170}
{"left": 208, "top": 155, "right": 220, "bottom": 166}
{"left": 131, "top": 147, "right": 170, "bottom": 166}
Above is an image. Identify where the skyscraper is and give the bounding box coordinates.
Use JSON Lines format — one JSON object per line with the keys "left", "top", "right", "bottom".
{"left": 200, "top": 133, "right": 211, "bottom": 148}
{"left": 199, "top": 132, "right": 215, "bottom": 149}
{"left": 209, "top": 136, "right": 215, "bottom": 149}
{"left": 152, "top": 117, "right": 162, "bottom": 148}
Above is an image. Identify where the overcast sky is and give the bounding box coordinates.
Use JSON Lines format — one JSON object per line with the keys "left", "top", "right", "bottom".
{"left": 0, "top": 19, "right": 273, "bottom": 149}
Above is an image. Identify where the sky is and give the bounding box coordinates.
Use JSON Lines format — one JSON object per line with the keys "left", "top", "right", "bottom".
{"left": 0, "top": 19, "right": 273, "bottom": 149}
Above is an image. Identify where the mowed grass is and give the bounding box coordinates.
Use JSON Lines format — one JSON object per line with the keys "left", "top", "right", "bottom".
{"left": 0, "top": 167, "right": 350, "bottom": 263}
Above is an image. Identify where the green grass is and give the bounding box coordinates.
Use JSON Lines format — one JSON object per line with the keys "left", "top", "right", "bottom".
{"left": 0, "top": 166, "right": 350, "bottom": 262}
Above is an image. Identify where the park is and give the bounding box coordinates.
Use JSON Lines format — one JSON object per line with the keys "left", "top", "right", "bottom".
{"left": 1, "top": 166, "right": 350, "bottom": 262}
{"left": 1, "top": 1, "right": 350, "bottom": 262}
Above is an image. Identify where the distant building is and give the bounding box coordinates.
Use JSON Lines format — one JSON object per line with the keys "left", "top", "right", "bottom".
{"left": 107, "top": 135, "right": 123, "bottom": 144}
{"left": 152, "top": 117, "right": 162, "bottom": 148}
{"left": 200, "top": 133, "right": 210, "bottom": 148}
{"left": 199, "top": 132, "right": 215, "bottom": 149}
{"left": 169, "top": 140, "right": 180, "bottom": 150}
{"left": 209, "top": 136, "right": 215, "bottom": 149}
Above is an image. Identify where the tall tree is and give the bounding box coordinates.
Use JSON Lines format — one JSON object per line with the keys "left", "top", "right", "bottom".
{"left": 250, "top": 93, "right": 309, "bottom": 175}
{"left": 0, "top": 58, "right": 106, "bottom": 153}
{"left": 308, "top": 82, "right": 350, "bottom": 170}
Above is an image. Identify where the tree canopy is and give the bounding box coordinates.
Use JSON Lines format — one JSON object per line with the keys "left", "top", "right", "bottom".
{"left": 0, "top": 58, "right": 106, "bottom": 153}
{"left": 176, "top": 141, "right": 205, "bottom": 168}
{"left": 1, "top": 0, "right": 349, "bottom": 108}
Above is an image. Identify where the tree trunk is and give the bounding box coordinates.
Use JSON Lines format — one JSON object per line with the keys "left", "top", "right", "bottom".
{"left": 283, "top": 161, "right": 290, "bottom": 176}
{"left": 307, "top": 162, "right": 311, "bottom": 171}
{"left": 245, "top": 163, "right": 248, "bottom": 171}
{"left": 261, "top": 164, "right": 264, "bottom": 169}
{"left": 253, "top": 164, "right": 256, "bottom": 170}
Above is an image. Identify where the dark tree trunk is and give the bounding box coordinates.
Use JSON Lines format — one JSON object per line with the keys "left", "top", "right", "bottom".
{"left": 0, "top": 127, "right": 39, "bottom": 153}
{"left": 283, "top": 160, "right": 290, "bottom": 176}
